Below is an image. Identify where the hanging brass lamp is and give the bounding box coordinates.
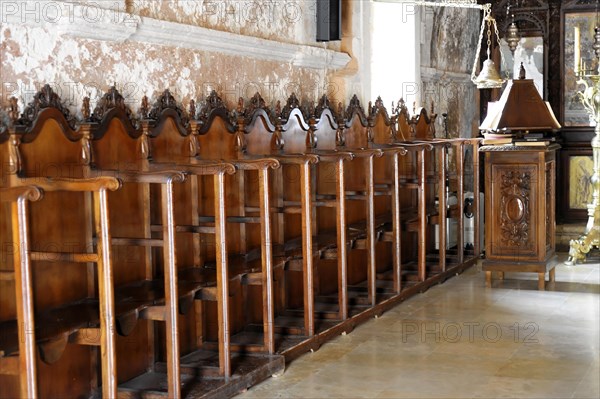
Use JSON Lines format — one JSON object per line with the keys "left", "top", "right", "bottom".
{"left": 471, "top": 5, "right": 506, "bottom": 89}
{"left": 505, "top": 0, "right": 520, "bottom": 54}
{"left": 506, "top": 22, "right": 520, "bottom": 53}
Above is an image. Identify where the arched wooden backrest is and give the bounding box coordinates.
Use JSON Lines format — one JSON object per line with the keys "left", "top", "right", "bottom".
{"left": 311, "top": 96, "right": 341, "bottom": 236}
{"left": 88, "top": 88, "right": 147, "bottom": 286}
{"left": 369, "top": 97, "right": 396, "bottom": 146}
{"left": 5, "top": 87, "right": 87, "bottom": 310}
{"left": 0, "top": 86, "right": 96, "bottom": 397}
{"left": 341, "top": 96, "right": 371, "bottom": 199}
{"left": 192, "top": 91, "right": 248, "bottom": 261}
{"left": 313, "top": 95, "right": 340, "bottom": 151}
{"left": 343, "top": 95, "right": 370, "bottom": 150}
{"left": 411, "top": 103, "right": 437, "bottom": 141}
{"left": 393, "top": 99, "right": 412, "bottom": 142}
{"left": 279, "top": 93, "right": 311, "bottom": 154}
{"left": 368, "top": 98, "right": 396, "bottom": 217}
{"left": 243, "top": 93, "right": 278, "bottom": 155}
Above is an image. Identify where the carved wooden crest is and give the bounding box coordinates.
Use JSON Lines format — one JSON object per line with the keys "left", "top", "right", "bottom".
{"left": 280, "top": 93, "right": 305, "bottom": 121}
{"left": 17, "top": 84, "right": 76, "bottom": 129}
{"left": 198, "top": 90, "right": 228, "bottom": 120}
{"left": 345, "top": 94, "right": 368, "bottom": 125}
{"left": 244, "top": 92, "right": 270, "bottom": 124}
{"left": 91, "top": 86, "right": 137, "bottom": 127}
{"left": 314, "top": 94, "right": 336, "bottom": 119}
{"left": 149, "top": 89, "right": 189, "bottom": 126}
{"left": 369, "top": 96, "right": 391, "bottom": 122}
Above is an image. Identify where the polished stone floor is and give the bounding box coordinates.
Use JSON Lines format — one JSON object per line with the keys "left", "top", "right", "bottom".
{"left": 236, "top": 255, "right": 600, "bottom": 398}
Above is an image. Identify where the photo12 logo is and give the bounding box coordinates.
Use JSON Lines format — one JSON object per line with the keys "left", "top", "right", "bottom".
{"left": 401, "top": 321, "right": 540, "bottom": 344}
{"left": 0, "top": 1, "right": 133, "bottom": 24}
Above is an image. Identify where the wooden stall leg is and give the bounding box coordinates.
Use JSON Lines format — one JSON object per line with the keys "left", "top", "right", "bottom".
{"left": 258, "top": 169, "right": 275, "bottom": 353}
{"left": 456, "top": 143, "right": 465, "bottom": 265}
{"left": 300, "top": 162, "right": 315, "bottom": 336}
{"left": 336, "top": 159, "right": 348, "bottom": 320}
{"left": 473, "top": 141, "right": 481, "bottom": 257}
{"left": 438, "top": 147, "right": 447, "bottom": 273}
{"left": 485, "top": 271, "right": 492, "bottom": 288}
{"left": 213, "top": 173, "right": 231, "bottom": 377}
{"left": 93, "top": 189, "right": 118, "bottom": 398}
{"left": 161, "top": 181, "right": 181, "bottom": 395}
{"left": 12, "top": 196, "right": 38, "bottom": 398}
{"left": 549, "top": 267, "right": 556, "bottom": 282}
{"left": 365, "top": 156, "right": 377, "bottom": 307}
{"left": 418, "top": 149, "right": 427, "bottom": 282}
{"left": 538, "top": 273, "right": 546, "bottom": 291}
{"left": 392, "top": 153, "right": 402, "bottom": 294}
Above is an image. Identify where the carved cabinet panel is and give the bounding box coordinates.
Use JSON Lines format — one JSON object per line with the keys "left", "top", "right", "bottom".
{"left": 482, "top": 145, "right": 558, "bottom": 266}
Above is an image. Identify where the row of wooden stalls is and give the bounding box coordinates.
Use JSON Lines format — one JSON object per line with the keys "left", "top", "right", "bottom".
{"left": 0, "top": 85, "right": 481, "bottom": 398}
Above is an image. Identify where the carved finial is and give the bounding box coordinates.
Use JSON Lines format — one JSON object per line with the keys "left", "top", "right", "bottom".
{"left": 189, "top": 99, "right": 196, "bottom": 119}
{"left": 519, "top": 62, "right": 526, "bottom": 79}
{"left": 430, "top": 100, "right": 435, "bottom": 114}
{"left": 413, "top": 101, "right": 416, "bottom": 115}
{"left": 237, "top": 97, "right": 244, "bottom": 114}
{"left": 345, "top": 94, "right": 367, "bottom": 123}
{"left": 243, "top": 93, "right": 270, "bottom": 124}
{"left": 8, "top": 97, "right": 19, "bottom": 123}
{"left": 281, "top": 93, "right": 302, "bottom": 120}
{"left": 140, "top": 95, "right": 149, "bottom": 119}
{"left": 337, "top": 102, "right": 343, "bottom": 118}
{"left": 198, "top": 90, "right": 226, "bottom": 121}
{"left": 82, "top": 95, "right": 91, "bottom": 120}
{"left": 315, "top": 94, "right": 332, "bottom": 118}
{"left": 275, "top": 100, "right": 281, "bottom": 116}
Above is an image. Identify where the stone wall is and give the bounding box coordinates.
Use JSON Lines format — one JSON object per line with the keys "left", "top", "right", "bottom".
{"left": 421, "top": 6, "right": 480, "bottom": 139}
{"left": 0, "top": 0, "right": 353, "bottom": 118}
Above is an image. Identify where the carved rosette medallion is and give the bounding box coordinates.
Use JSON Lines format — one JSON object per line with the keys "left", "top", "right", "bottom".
{"left": 500, "top": 170, "right": 532, "bottom": 247}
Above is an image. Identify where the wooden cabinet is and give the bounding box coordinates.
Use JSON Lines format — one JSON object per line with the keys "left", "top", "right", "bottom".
{"left": 481, "top": 144, "right": 559, "bottom": 290}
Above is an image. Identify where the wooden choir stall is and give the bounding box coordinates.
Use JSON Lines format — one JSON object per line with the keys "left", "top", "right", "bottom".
{"left": 0, "top": 85, "right": 481, "bottom": 398}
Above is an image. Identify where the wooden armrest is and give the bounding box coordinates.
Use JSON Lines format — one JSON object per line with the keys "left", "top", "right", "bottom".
{"left": 252, "top": 153, "right": 319, "bottom": 165}
{"left": 230, "top": 156, "right": 281, "bottom": 171}
{"left": 149, "top": 161, "right": 236, "bottom": 176}
{"left": 0, "top": 186, "right": 44, "bottom": 202}
{"left": 14, "top": 177, "right": 121, "bottom": 193}
{"left": 344, "top": 147, "right": 384, "bottom": 158}
{"left": 89, "top": 169, "right": 185, "bottom": 184}
{"left": 305, "top": 149, "right": 354, "bottom": 162}
{"left": 395, "top": 142, "right": 434, "bottom": 151}
{"left": 368, "top": 143, "right": 408, "bottom": 155}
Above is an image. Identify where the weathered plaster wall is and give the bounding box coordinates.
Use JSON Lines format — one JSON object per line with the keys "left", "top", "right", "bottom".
{"left": 421, "top": 6, "right": 480, "bottom": 139}
{"left": 0, "top": 0, "right": 353, "bottom": 118}
{"left": 133, "top": 0, "right": 338, "bottom": 49}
